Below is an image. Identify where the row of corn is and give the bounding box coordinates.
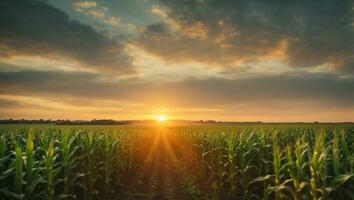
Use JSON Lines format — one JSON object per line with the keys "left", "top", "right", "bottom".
{"left": 0, "top": 127, "right": 133, "bottom": 200}
{"left": 1, "top": 125, "right": 354, "bottom": 199}
{"left": 182, "top": 126, "right": 354, "bottom": 199}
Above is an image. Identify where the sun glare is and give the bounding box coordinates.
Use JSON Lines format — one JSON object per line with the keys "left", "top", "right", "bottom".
{"left": 157, "top": 115, "right": 167, "bottom": 122}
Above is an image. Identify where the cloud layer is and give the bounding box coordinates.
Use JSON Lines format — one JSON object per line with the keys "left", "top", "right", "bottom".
{"left": 0, "top": 0, "right": 354, "bottom": 121}
{"left": 0, "top": 0, "right": 134, "bottom": 74}
{"left": 139, "top": 0, "right": 354, "bottom": 73}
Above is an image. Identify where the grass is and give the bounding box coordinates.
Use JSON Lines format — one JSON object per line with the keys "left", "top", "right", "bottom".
{"left": 0, "top": 123, "right": 353, "bottom": 199}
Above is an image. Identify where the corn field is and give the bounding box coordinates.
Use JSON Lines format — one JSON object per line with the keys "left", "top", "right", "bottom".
{"left": 0, "top": 124, "right": 353, "bottom": 199}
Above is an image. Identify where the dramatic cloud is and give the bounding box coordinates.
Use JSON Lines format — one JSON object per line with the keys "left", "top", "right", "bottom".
{"left": 1, "top": 69, "right": 354, "bottom": 121}
{"left": 1, "top": 70, "right": 353, "bottom": 110}
{"left": 0, "top": 0, "right": 353, "bottom": 121}
{"left": 138, "top": 0, "right": 354, "bottom": 73}
{"left": 0, "top": 0, "right": 135, "bottom": 74}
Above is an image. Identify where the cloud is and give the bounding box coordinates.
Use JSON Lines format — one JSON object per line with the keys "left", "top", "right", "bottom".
{"left": 138, "top": 22, "right": 243, "bottom": 66}
{"left": 104, "top": 17, "right": 121, "bottom": 27}
{"left": 73, "top": 1, "right": 97, "bottom": 9}
{"left": 0, "top": 98, "right": 21, "bottom": 108}
{"left": 73, "top": 1, "right": 105, "bottom": 19}
{"left": 87, "top": 9, "right": 105, "bottom": 18}
{"left": 1, "top": 0, "right": 353, "bottom": 121}
{"left": 150, "top": 5, "right": 180, "bottom": 31}
{"left": 1, "top": 70, "right": 353, "bottom": 108}
{"left": 139, "top": 0, "right": 354, "bottom": 74}
{"left": 0, "top": 54, "right": 94, "bottom": 73}
{"left": 137, "top": 20, "right": 287, "bottom": 68}
{"left": 0, "top": 0, "right": 135, "bottom": 74}
{"left": 1, "top": 70, "right": 353, "bottom": 121}
{"left": 0, "top": 94, "right": 152, "bottom": 120}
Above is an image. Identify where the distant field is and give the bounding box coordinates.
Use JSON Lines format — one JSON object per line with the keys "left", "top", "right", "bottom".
{"left": 0, "top": 124, "right": 353, "bottom": 200}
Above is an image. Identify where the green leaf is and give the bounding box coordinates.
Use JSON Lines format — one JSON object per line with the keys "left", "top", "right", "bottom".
{"left": 15, "top": 147, "right": 23, "bottom": 194}
{"left": 26, "top": 177, "right": 43, "bottom": 194}
{"left": 329, "top": 174, "right": 353, "bottom": 188}
{"left": 0, "top": 188, "right": 25, "bottom": 200}
{"left": 250, "top": 175, "right": 274, "bottom": 184}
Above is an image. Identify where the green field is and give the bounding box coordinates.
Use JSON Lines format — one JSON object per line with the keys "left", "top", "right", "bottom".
{"left": 0, "top": 124, "right": 353, "bottom": 200}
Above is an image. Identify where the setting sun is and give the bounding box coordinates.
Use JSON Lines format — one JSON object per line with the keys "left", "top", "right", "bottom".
{"left": 157, "top": 115, "right": 167, "bottom": 122}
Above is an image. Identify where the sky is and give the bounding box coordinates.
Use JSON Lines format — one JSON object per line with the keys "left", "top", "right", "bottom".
{"left": 0, "top": 0, "right": 354, "bottom": 122}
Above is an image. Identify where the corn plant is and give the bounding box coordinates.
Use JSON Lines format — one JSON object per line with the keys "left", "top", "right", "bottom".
{"left": 24, "top": 130, "right": 42, "bottom": 200}
{"left": 43, "top": 140, "right": 60, "bottom": 200}
{"left": 58, "top": 130, "right": 83, "bottom": 199}
{"left": 0, "top": 124, "right": 353, "bottom": 200}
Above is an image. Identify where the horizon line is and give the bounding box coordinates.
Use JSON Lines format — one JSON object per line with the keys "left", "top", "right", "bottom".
{"left": 0, "top": 118, "right": 353, "bottom": 124}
